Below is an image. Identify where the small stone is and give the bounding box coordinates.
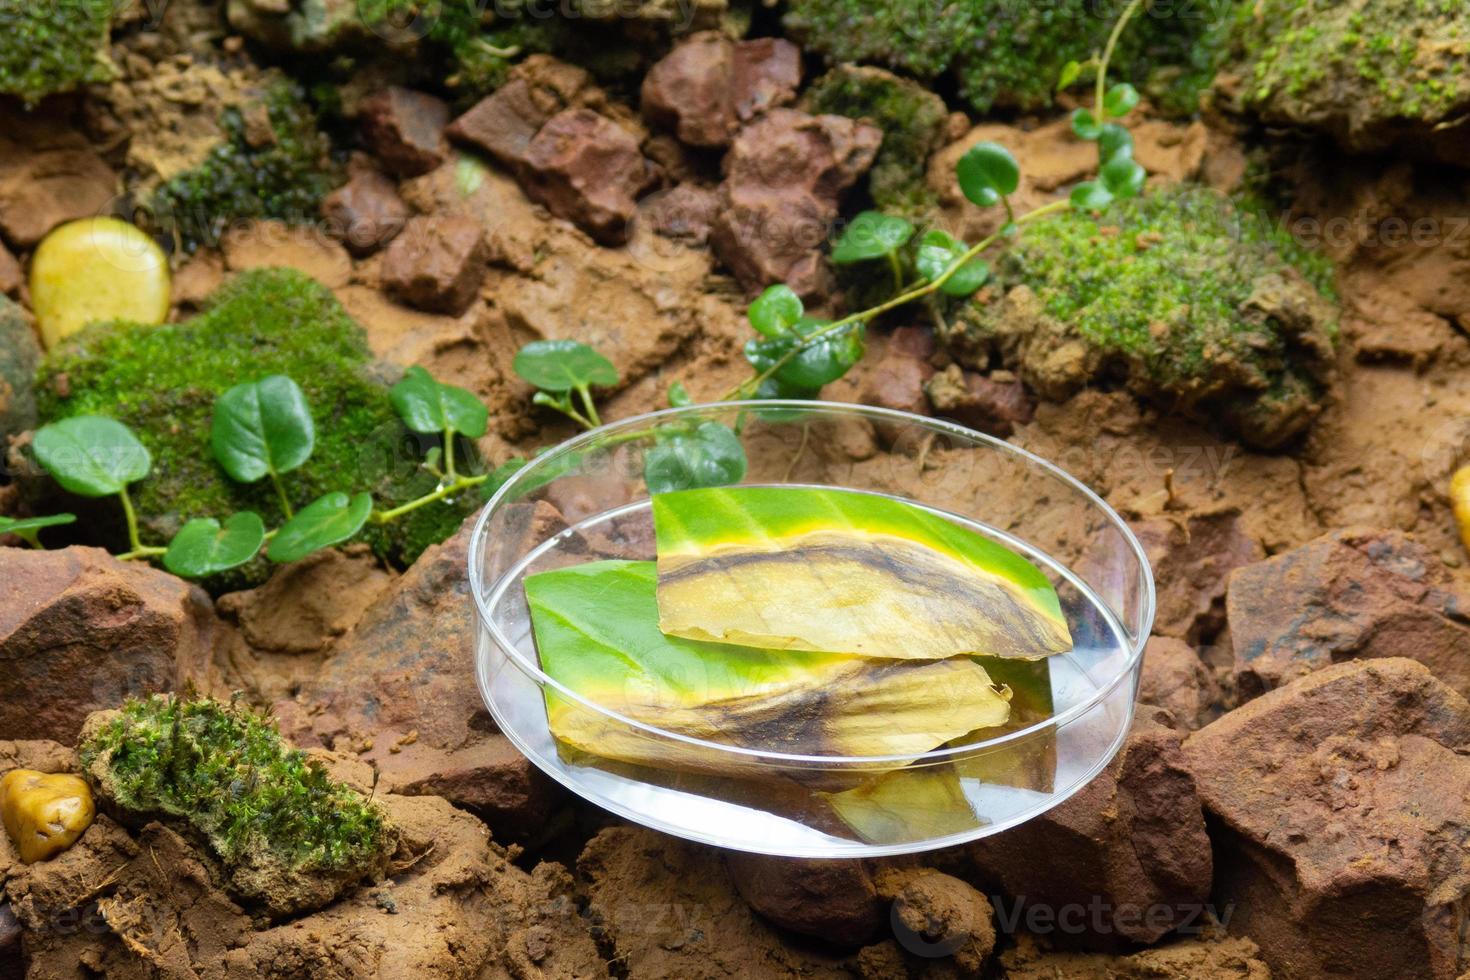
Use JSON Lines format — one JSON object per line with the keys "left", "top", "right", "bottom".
{"left": 924, "top": 363, "right": 1034, "bottom": 436}
{"left": 520, "top": 109, "right": 655, "bottom": 246}
{"left": 446, "top": 57, "right": 595, "bottom": 171}
{"left": 1130, "top": 510, "right": 1263, "bottom": 642}
{"left": 28, "top": 218, "right": 171, "bottom": 348}
{"left": 641, "top": 31, "right": 801, "bottom": 148}
{"left": 862, "top": 337, "right": 934, "bottom": 417}
{"left": 878, "top": 867, "right": 997, "bottom": 975}
{"left": 726, "top": 853, "right": 883, "bottom": 946}
{"left": 321, "top": 170, "right": 410, "bottom": 255}
{"left": 359, "top": 87, "right": 450, "bottom": 178}
{"left": 1137, "top": 636, "right": 1219, "bottom": 731}
{"left": 0, "top": 769, "right": 94, "bottom": 863}
{"left": 637, "top": 184, "right": 721, "bottom": 245}
{"left": 381, "top": 215, "right": 488, "bottom": 315}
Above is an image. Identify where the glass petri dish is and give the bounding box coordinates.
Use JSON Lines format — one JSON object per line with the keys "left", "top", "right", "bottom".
{"left": 469, "top": 401, "right": 1154, "bottom": 857}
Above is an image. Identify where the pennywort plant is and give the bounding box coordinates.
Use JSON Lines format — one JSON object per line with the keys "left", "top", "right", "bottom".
{"left": 18, "top": 368, "right": 499, "bottom": 577}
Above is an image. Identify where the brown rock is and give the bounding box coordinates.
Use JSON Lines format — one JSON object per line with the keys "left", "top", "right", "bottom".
{"left": 579, "top": 826, "right": 850, "bottom": 979}
{"left": 1133, "top": 509, "right": 1263, "bottom": 642}
{"left": 446, "top": 56, "right": 596, "bottom": 171}
{"left": 711, "top": 108, "right": 881, "bottom": 297}
{"left": 637, "top": 184, "right": 721, "bottom": 245}
{"left": 520, "top": 108, "right": 654, "bottom": 246}
{"left": 0, "top": 108, "right": 116, "bottom": 248}
{"left": 641, "top": 31, "right": 802, "bottom": 148}
{"left": 0, "top": 241, "right": 20, "bottom": 298}
{"left": 924, "top": 364, "right": 1035, "bottom": 436}
{"left": 170, "top": 249, "right": 225, "bottom": 311}
{"left": 216, "top": 546, "right": 391, "bottom": 655}
{"left": 321, "top": 169, "right": 410, "bottom": 255}
{"left": 861, "top": 334, "right": 934, "bottom": 418}
{"left": 969, "top": 718, "right": 1212, "bottom": 945}
{"left": 999, "top": 931, "right": 1271, "bottom": 980}
{"left": 358, "top": 87, "right": 450, "bottom": 178}
{"left": 381, "top": 214, "right": 488, "bottom": 315}
{"left": 1138, "top": 636, "right": 1218, "bottom": 731}
{"left": 0, "top": 547, "right": 218, "bottom": 745}
{"left": 1226, "top": 527, "right": 1470, "bottom": 701}
{"left": 725, "top": 853, "right": 883, "bottom": 946}
{"left": 873, "top": 866, "right": 997, "bottom": 976}
{"left": 273, "top": 515, "right": 560, "bottom": 838}
{"left": 221, "top": 219, "right": 352, "bottom": 289}
{"left": 1182, "top": 658, "right": 1470, "bottom": 980}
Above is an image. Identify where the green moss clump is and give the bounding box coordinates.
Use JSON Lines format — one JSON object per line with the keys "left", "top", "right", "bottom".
{"left": 784, "top": 0, "right": 1225, "bottom": 115}
{"left": 1230, "top": 0, "right": 1469, "bottom": 139}
{"left": 957, "top": 186, "right": 1338, "bottom": 449}
{"left": 148, "top": 81, "right": 339, "bottom": 253}
{"left": 0, "top": 0, "right": 114, "bottom": 105}
{"left": 80, "top": 694, "right": 395, "bottom": 916}
{"left": 806, "top": 66, "right": 949, "bottom": 215}
{"left": 35, "top": 268, "right": 476, "bottom": 588}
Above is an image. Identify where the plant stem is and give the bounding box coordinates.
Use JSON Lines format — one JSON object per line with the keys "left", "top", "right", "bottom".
{"left": 371, "top": 473, "right": 488, "bottom": 524}
{"left": 1095, "top": 0, "right": 1146, "bottom": 114}
{"left": 574, "top": 385, "right": 602, "bottom": 428}
{"left": 118, "top": 486, "right": 145, "bottom": 553}
{"left": 886, "top": 250, "right": 904, "bottom": 294}
{"left": 269, "top": 470, "right": 294, "bottom": 519}
{"left": 723, "top": 198, "right": 1071, "bottom": 400}
{"left": 116, "top": 546, "right": 167, "bottom": 561}
{"left": 443, "top": 426, "right": 458, "bottom": 482}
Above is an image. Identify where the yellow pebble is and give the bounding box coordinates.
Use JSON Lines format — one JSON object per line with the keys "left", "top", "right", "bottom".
{"left": 29, "top": 217, "right": 171, "bottom": 349}
{"left": 1453, "top": 466, "right": 1470, "bottom": 555}
{"left": 0, "top": 769, "right": 95, "bottom": 863}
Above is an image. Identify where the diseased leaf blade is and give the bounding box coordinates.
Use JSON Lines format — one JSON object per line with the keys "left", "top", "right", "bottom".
{"left": 164, "top": 512, "right": 266, "bottom": 578}
{"left": 644, "top": 422, "right": 747, "bottom": 494}
{"left": 513, "top": 340, "right": 619, "bottom": 392}
{"left": 266, "top": 491, "right": 372, "bottom": 564}
{"left": 33, "top": 416, "right": 151, "bottom": 497}
{"left": 390, "top": 365, "right": 489, "bottom": 438}
{"left": 524, "top": 560, "right": 1011, "bottom": 773}
{"left": 653, "top": 486, "right": 1072, "bottom": 660}
{"left": 211, "top": 375, "right": 315, "bottom": 483}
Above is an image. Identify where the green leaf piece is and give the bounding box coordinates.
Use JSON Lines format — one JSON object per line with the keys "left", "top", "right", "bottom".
{"left": 746, "top": 284, "right": 805, "bottom": 338}
{"left": 915, "top": 230, "right": 990, "bottom": 297}
{"left": 0, "top": 513, "right": 76, "bottom": 545}
{"left": 164, "top": 512, "right": 266, "bottom": 578}
{"left": 831, "top": 211, "right": 915, "bottom": 264}
{"left": 667, "top": 381, "right": 692, "bottom": 408}
{"left": 1069, "top": 180, "right": 1114, "bottom": 211}
{"left": 513, "top": 340, "right": 619, "bottom": 393}
{"left": 644, "top": 422, "right": 747, "bottom": 495}
{"left": 266, "top": 491, "right": 373, "bottom": 564}
{"left": 523, "top": 560, "right": 1012, "bottom": 772}
{"left": 1098, "top": 123, "right": 1134, "bottom": 163}
{"left": 956, "top": 141, "right": 1020, "bottom": 208}
{"left": 1057, "top": 59, "right": 1082, "bottom": 90}
{"left": 33, "top": 416, "right": 151, "bottom": 497}
{"left": 479, "top": 457, "right": 528, "bottom": 500}
{"left": 1070, "top": 107, "right": 1102, "bottom": 141}
{"left": 211, "top": 375, "right": 315, "bottom": 484}
{"left": 744, "top": 319, "right": 864, "bottom": 389}
{"left": 390, "top": 365, "right": 489, "bottom": 438}
{"left": 1104, "top": 82, "right": 1140, "bottom": 118}
{"left": 653, "top": 486, "right": 1072, "bottom": 660}
{"left": 1100, "top": 155, "right": 1147, "bottom": 199}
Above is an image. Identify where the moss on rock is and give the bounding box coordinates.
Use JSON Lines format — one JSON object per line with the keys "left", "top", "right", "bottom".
{"left": 147, "top": 81, "right": 339, "bottom": 253}
{"left": 80, "top": 694, "right": 395, "bottom": 917}
{"left": 955, "top": 186, "right": 1338, "bottom": 449}
{"left": 805, "top": 65, "right": 949, "bottom": 215}
{"left": 35, "top": 268, "right": 476, "bottom": 587}
{"left": 1228, "top": 0, "right": 1470, "bottom": 158}
{"left": 784, "top": 0, "right": 1225, "bottom": 115}
{"left": 0, "top": 0, "right": 114, "bottom": 105}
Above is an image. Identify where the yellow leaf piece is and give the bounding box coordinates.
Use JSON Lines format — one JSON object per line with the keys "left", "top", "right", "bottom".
{"left": 524, "top": 560, "right": 1012, "bottom": 774}
{"left": 29, "top": 217, "right": 171, "bottom": 349}
{"left": 653, "top": 487, "right": 1072, "bottom": 660}
{"left": 1, "top": 769, "right": 95, "bottom": 863}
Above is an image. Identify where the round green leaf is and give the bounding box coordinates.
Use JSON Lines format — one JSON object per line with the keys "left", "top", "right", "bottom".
{"left": 266, "top": 491, "right": 373, "bottom": 564}
{"left": 915, "top": 230, "right": 990, "bottom": 297}
{"left": 1104, "top": 82, "right": 1140, "bottom": 118}
{"left": 1098, "top": 124, "right": 1134, "bottom": 163}
{"left": 745, "top": 319, "right": 864, "bottom": 389}
{"left": 747, "top": 284, "right": 804, "bottom": 338}
{"left": 831, "top": 211, "right": 915, "bottom": 264}
{"left": 1100, "top": 155, "right": 1147, "bottom": 199}
{"left": 390, "top": 365, "right": 489, "bottom": 438}
{"left": 513, "top": 340, "right": 619, "bottom": 393}
{"left": 668, "top": 381, "right": 692, "bottom": 408}
{"left": 1069, "top": 180, "right": 1114, "bottom": 211}
{"left": 211, "top": 375, "right": 315, "bottom": 484}
{"left": 0, "top": 513, "right": 76, "bottom": 544}
{"left": 644, "top": 422, "right": 747, "bottom": 495}
{"left": 164, "top": 512, "right": 266, "bottom": 578}
{"left": 956, "top": 142, "right": 1020, "bottom": 208}
{"left": 33, "top": 416, "right": 152, "bottom": 497}
{"left": 1070, "top": 107, "right": 1102, "bottom": 141}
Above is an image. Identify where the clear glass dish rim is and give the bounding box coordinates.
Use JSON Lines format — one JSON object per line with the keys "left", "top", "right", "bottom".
{"left": 468, "top": 399, "right": 1157, "bottom": 768}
